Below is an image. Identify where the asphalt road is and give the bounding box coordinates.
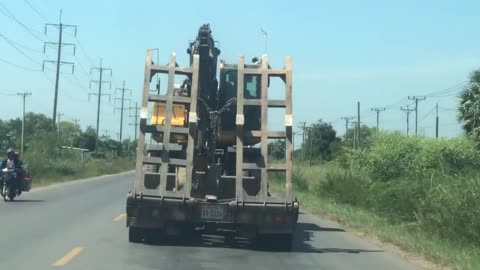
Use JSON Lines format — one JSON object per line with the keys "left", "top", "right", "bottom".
{"left": 0, "top": 172, "right": 421, "bottom": 270}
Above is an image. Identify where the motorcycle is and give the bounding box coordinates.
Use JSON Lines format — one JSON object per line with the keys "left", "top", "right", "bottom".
{"left": 1, "top": 167, "right": 22, "bottom": 201}
{"left": 0, "top": 162, "right": 32, "bottom": 202}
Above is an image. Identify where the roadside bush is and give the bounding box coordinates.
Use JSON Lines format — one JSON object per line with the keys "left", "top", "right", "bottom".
{"left": 419, "top": 175, "right": 480, "bottom": 245}
{"left": 366, "top": 177, "right": 429, "bottom": 222}
{"left": 295, "top": 131, "right": 480, "bottom": 247}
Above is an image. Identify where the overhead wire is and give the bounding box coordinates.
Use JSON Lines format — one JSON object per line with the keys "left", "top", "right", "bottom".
{"left": 0, "top": 2, "right": 44, "bottom": 42}
{"left": 23, "top": 0, "right": 49, "bottom": 22}
{"left": 0, "top": 57, "right": 41, "bottom": 72}
{"left": 418, "top": 106, "right": 436, "bottom": 124}
{"left": 0, "top": 91, "right": 17, "bottom": 96}
{"left": 0, "top": 32, "right": 41, "bottom": 64}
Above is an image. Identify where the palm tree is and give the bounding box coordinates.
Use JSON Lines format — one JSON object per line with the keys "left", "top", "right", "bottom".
{"left": 458, "top": 70, "right": 480, "bottom": 139}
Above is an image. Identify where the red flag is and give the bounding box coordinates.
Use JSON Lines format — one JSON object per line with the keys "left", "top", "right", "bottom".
{"left": 261, "top": 28, "right": 268, "bottom": 36}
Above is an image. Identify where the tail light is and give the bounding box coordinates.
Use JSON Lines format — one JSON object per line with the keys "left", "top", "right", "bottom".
{"left": 23, "top": 175, "right": 31, "bottom": 181}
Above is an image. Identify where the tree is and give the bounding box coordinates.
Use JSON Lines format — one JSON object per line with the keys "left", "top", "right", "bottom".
{"left": 458, "top": 69, "right": 480, "bottom": 140}
{"left": 344, "top": 124, "right": 376, "bottom": 148}
{"left": 303, "top": 119, "right": 340, "bottom": 161}
{"left": 76, "top": 126, "right": 96, "bottom": 151}
{"left": 268, "top": 139, "right": 286, "bottom": 160}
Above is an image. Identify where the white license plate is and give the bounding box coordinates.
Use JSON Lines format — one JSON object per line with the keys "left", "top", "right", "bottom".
{"left": 200, "top": 205, "right": 225, "bottom": 220}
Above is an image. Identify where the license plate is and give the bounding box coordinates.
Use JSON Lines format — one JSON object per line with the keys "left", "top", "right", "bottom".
{"left": 200, "top": 205, "right": 224, "bottom": 220}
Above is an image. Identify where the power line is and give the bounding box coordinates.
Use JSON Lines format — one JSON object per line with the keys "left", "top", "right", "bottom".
{"left": 370, "top": 107, "right": 386, "bottom": 131}
{"left": 0, "top": 2, "right": 44, "bottom": 42}
{"left": 7, "top": 38, "right": 43, "bottom": 53}
{"left": 114, "top": 80, "right": 132, "bottom": 144}
{"left": 43, "top": 9, "right": 77, "bottom": 127}
{"left": 75, "top": 36, "right": 95, "bottom": 66}
{"left": 17, "top": 92, "right": 32, "bottom": 153}
{"left": 424, "top": 81, "right": 467, "bottom": 97}
{"left": 0, "top": 91, "right": 16, "bottom": 96}
{"left": 0, "top": 57, "right": 41, "bottom": 72}
{"left": 23, "top": 0, "right": 49, "bottom": 22}
{"left": 400, "top": 105, "right": 415, "bottom": 136}
{"left": 129, "top": 102, "right": 139, "bottom": 142}
{"left": 408, "top": 96, "right": 426, "bottom": 136}
{"left": 89, "top": 58, "right": 112, "bottom": 151}
{"left": 0, "top": 33, "right": 41, "bottom": 64}
{"left": 418, "top": 106, "right": 436, "bottom": 124}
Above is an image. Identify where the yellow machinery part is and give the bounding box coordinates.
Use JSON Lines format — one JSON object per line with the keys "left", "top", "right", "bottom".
{"left": 151, "top": 102, "right": 186, "bottom": 126}
{"left": 151, "top": 102, "right": 188, "bottom": 143}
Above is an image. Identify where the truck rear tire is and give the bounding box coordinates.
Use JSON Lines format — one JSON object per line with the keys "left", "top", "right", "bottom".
{"left": 129, "top": 227, "right": 144, "bottom": 243}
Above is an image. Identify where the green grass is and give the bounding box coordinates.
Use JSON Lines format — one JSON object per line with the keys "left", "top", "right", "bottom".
{"left": 270, "top": 165, "right": 480, "bottom": 270}
{"left": 30, "top": 158, "right": 135, "bottom": 187}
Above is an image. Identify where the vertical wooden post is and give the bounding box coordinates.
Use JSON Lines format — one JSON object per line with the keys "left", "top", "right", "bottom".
{"left": 135, "top": 49, "right": 153, "bottom": 194}
{"left": 285, "top": 56, "right": 293, "bottom": 201}
{"left": 159, "top": 53, "right": 176, "bottom": 196}
{"left": 235, "top": 56, "right": 245, "bottom": 201}
{"left": 185, "top": 54, "right": 200, "bottom": 197}
{"left": 260, "top": 55, "right": 269, "bottom": 198}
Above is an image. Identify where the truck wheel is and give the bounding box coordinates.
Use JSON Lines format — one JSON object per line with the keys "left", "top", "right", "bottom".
{"left": 129, "top": 227, "right": 144, "bottom": 243}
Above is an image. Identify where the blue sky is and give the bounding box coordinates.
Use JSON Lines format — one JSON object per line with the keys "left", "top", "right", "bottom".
{"left": 0, "top": 0, "right": 479, "bottom": 144}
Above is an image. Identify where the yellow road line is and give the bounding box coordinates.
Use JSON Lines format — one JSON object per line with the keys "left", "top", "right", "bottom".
{"left": 53, "top": 246, "right": 84, "bottom": 267}
{"left": 113, "top": 213, "right": 127, "bottom": 221}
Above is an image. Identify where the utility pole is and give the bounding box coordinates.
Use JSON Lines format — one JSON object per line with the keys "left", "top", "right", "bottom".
{"left": 308, "top": 126, "right": 313, "bottom": 166}
{"left": 371, "top": 107, "right": 386, "bottom": 131}
{"left": 43, "top": 10, "right": 77, "bottom": 128}
{"left": 400, "top": 105, "right": 414, "bottom": 136}
{"left": 114, "top": 80, "right": 132, "bottom": 144}
{"left": 103, "top": 129, "right": 110, "bottom": 137}
{"left": 89, "top": 58, "right": 112, "bottom": 151}
{"left": 72, "top": 118, "right": 80, "bottom": 134}
{"left": 436, "top": 103, "right": 439, "bottom": 138}
{"left": 298, "top": 122, "right": 306, "bottom": 160}
{"left": 57, "top": 112, "right": 64, "bottom": 136}
{"left": 408, "top": 96, "right": 426, "bottom": 136}
{"left": 72, "top": 118, "right": 80, "bottom": 146}
{"left": 129, "top": 102, "right": 139, "bottom": 142}
{"left": 357, "top": 102, "right": 361, "bottom": 147}
{"left": 17, "top": 92, "right": 32, "bottom": 154}
{"left": 351, "top": 121, "right": 358, "bottom": 149}
{"left": 341, "top": 116, "right": 354, "bottom": 140}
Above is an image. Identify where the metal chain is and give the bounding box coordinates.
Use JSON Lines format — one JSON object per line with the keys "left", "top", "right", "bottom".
{"left": 198, "top": 97, "right": 237, "bottom": 128}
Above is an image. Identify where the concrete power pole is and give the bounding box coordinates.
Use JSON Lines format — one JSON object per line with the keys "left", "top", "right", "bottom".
{"left": 298, "top": 122, "right": 306, "bottom": 160}
{"left": 341, "top": 116, "right": 355, "bottom": 141}
{"left": 129, "top": 102, "right": 139, "bottom": 142}
{"left": 17, "top": 92, "right": 32, "bottom": 154}
{"left": 357, "top": 102, "right": 361, "bottom": 147}
{"left": 400, "top": 105, "right": 414, "bottom": 136}
{"left": 370, "top": 107, "right": 386, "bottom": 131}
{"left": 114, "top": 80, "right": 132, "bottom": 144}
{"left": 436, "top": 103, "right": 439, "bottom": 138}
{"left": 43, "top": 10, "right": 77, "bottom": 128}
{"left": 57, "top": 112, "right": 64, "bottom": 136}
{"left": 408, "top": 96, "right": 426, "bottom": 136}
{"left": 89, "top": 58, "right": 112, "bottom": 151}
{"left": 72, "top": 118, "right": 80, "bottom": 146}
{"left": 351, "top": 121, "right": 358, "bottom": 149}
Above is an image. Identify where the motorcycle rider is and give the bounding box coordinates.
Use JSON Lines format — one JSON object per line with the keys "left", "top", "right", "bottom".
{"left": 0, "top": 148, "right": 23, "bottom": 194}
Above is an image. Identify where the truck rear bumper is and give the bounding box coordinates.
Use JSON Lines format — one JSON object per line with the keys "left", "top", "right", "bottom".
{"left": 126, "top": 193, "right": 299, "bottom": 235}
